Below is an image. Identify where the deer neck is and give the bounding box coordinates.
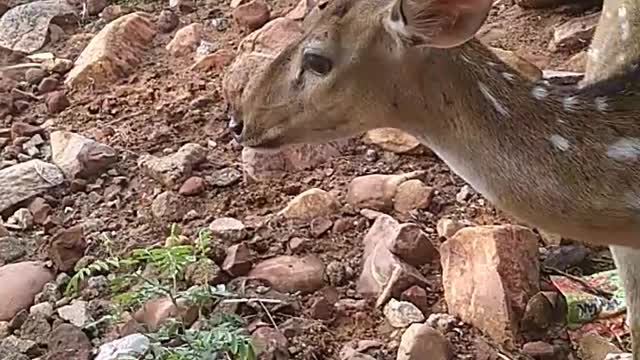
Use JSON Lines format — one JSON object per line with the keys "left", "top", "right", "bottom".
{"left": 391, "top": 39, "right": 640, "bottom": 241}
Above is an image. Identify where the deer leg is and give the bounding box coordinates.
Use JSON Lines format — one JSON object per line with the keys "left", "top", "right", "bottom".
{"left": 607, "top": 245, "right": 640, "bottom": 360}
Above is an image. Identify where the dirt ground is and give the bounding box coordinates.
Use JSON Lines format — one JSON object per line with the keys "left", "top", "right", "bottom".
{"left": 0, "top": 0, "right": 613, "bottom": 358}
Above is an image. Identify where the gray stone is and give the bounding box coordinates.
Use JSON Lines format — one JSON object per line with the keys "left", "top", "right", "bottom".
{"left": 0, "top": 0, "right": 77, "bottom": 53}
{"left": 57, "top": 300, "right": 92, "bottom": 327}
{"left": 209, "top": 217, "right": 246, "bottom": 242}
{"left": 95, "top": 333, "right": 150, "bottom": 360}
{"left": 383, "top": 299, "right": 425, "bottom": 328}
{"left": 0, "top": 160, "right": 64, "bottom": 213}
{"left": 0, "top": 237, "right": 26, "bottom": 265}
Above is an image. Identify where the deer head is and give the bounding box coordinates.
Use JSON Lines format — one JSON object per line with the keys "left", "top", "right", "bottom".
{"left": 230, "top": 0, "right": 494, "bottom": 150}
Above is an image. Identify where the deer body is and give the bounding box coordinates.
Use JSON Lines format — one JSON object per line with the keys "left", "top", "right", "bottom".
{"left": 230, "top": 0, "right": 640, "bottom": 357}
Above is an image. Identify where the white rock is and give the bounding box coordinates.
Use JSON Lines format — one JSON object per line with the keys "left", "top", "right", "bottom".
{"left": 95, "top": 333, "right": 150, "bottom": 360}
{"left": 208, "top": 217, "right": 246, "bottom": 241}
{"left": 29, "top": 302, "right": 53, "bottom": 318}
{"left": 383, "top": 299, "right": 425, "bottom": 328}
{"left": 57, "top": 300, "right": 92, "bottom": 327}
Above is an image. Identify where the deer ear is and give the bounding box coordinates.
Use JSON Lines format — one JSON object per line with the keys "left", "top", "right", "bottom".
{"left": 387, "top": 0, "right": 493, "bottom": 48}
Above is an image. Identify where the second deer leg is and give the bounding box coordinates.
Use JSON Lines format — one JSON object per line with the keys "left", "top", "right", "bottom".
{"left": 609, "top": 245, "right": 640, "bottom": 360}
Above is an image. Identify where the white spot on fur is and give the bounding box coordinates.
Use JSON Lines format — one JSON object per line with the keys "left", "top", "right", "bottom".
{"left": 588, "top": 48, "right": 600, "bottom": 62}
{"left": 618, "top": 54, "right": 627, "bottom": 64}
{"left": 619, "top": 6, "right": 627, "bottom": 18}
{"left": 563, "top": 96, "right": 580, "bottom": 111}
{"left": 549, "top": 135, "right": 570, "bottom": 151}
{"left": 486, "top": 61, "right": 499, "bottom": 67}
{"left": 605, "top": 353, "right": 633, "bottom": 360}
{"left": 531, "top": 86, "right": 548, "bottom": 100}
{"left": 557, "top": 117, "right": 566, "bottom": 124}
{"left": 605, "top": 10, "right": 613, "bottom": 19}
{"left": 502, "top": 72, "right": 516, "bottom": 82}
{"left": 621, "top": 21, "right": 630, "bottom": 41}
{"left": 478, "top": 82, "right": 509, "bottom": 117}
{"left": 607, "top": 138, "right": 640, "bottom": 161}
{"left": 595, "top": 97, "right": 609, "bottom": 112}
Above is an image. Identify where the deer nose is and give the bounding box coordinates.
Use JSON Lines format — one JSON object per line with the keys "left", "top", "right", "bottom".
{"left": 228, "top": 115, "right": 244, "bottom": 141}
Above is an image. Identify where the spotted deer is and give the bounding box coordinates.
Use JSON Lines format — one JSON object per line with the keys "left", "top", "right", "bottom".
{"left": 228, "top": 0, "right": 640, "bottom": 358}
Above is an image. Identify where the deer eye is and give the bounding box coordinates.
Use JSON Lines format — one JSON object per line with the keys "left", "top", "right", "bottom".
{"left": 302, "top": 51, "right": 332, "bottom": 76}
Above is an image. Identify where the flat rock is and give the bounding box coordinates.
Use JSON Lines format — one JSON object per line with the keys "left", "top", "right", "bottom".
{"left": 440, "top": 225, "right": 540, "bottom": 345}
{"left": 279, "top": 188, "right": 339, "bottom": 220}
{"left": 138, "top": 143, "right": 206, "bottom": 190}
{"left": 249, "top": 255, "right": 325, "bottom": 294}
{"left": 0, "top": 261, "right": 55, "bottom": 321}
{"left": 50, "top": 131, "right": 117, "bottom": 180}
{"left": 57, "top": 300, "right": 92, "bottom": 327}
{"left": 363, "top": 128, "right": 421, "bottom": 154}
{"left": 0, "top": 160, "right": 64, "bottom": 213}
{"left": 0, "top": 0, "right": 77, "bottom": 54}
{"left": 94, "top": 333, "right": 150, "bottom": 360}
{"left": 397, "top": 324, "right": 451, "bottom": 360}
{"left": 65, "top": 12, "right": 156, "bottom": 88}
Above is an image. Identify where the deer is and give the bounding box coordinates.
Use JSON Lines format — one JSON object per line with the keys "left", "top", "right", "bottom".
{"left": 227, "top": 0, "right": 640, "bottom": 358}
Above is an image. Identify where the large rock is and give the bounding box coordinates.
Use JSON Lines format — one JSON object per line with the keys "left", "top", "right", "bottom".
{"left": 440, "top": 225, "right": 540, "bottom": 345}
{"left": 0, "top": 160, "right": 64, "bottom": 213}
{"left": 50, "top": 131, "right": 117, "bottom": 180}
{"left": 65, "top": 12, "right": 156, "bottom": 88}
{"left": 357, "top": 215, "right": 431, "bottom": 305}
{"left": 0, "top": 261, "right": 55, "bottom": 321}
{"left": 0, "top": 0, "right": 77, "bottom": 54}
{"left": 248, "top": 255, "right": 325, "bottom": 294}
{"left": 397, "top": 324, "right": 451, "bottom": 360}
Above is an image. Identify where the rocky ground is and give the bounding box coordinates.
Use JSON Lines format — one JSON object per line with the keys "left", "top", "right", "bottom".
{"left": 0, "top": 0, "right": 624, "bottom": 359}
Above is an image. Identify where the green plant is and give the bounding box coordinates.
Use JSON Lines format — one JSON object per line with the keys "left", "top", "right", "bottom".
{"left": 146, "top": 314, "right": 256, "bottom": 360}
